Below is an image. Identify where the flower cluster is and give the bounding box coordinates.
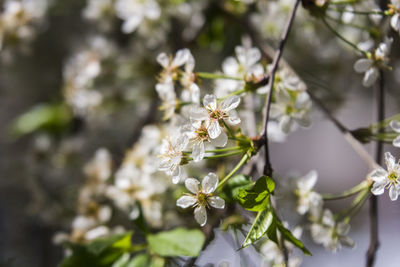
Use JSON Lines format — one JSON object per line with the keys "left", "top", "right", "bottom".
{"left": 0, "top": 0, "right": 48, "bottom": 56}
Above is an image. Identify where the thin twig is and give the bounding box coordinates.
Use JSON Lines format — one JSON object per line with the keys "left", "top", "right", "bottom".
{"left": 262, "top": 0, "right": 301, "bottom": 177}
{"left": 366, "top": 70, "right": 384, "bottom": 267}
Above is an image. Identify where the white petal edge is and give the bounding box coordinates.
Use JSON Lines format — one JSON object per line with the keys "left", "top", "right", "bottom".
{"left": 177, "top": 195, "right": 197, "bottom": 208}
{"left": 185, "top": 178, "right": 200, "bottom": 194}
{"left": 202, "top": 172, "right": 219, "bottom": 194}
{"left": 208, "top": 196, "right": 225, "bottom": 209}
{"left": 194, "top": 205, "right": 207, "bottom": 226}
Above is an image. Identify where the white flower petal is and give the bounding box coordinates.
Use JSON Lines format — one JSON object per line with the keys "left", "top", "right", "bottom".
{"left": 280, "top": 115, "right": 294, "bottom": 134}
{"left": 391, "top": 14, "right": 400, "bottom": 31}
{"left": 389, "top": 185, "right": 398, "bottom": 201}
{"left": 354, "top": 58, "right": 372, "bottom": 73}
{"left": 209, "top": 196, "right": 225, "bottom": 209}
{"left": 385, "top": 152, "right": 396, "bottom": 171}
{"left": 362, "top": 67, "right": 379, "bottom": 87}
{"left": 177, "top": 195, "right": 197, "bottom": 208}
{"left": 203, "top": 94, "right": 217, "bottom": 111}
{"left": 189, "top": 83, "right": 200, "bottom": 104}
{"left": 172, "top": 167, "right": 181, "bottom": 184}
{"left": 202, "top": 172, "right": 219, "bottom": 194}
{"left": 298, "top": 170, "right": 318, "bottom": 190}
{"left": 322, "top": 209, "right": 335, "bottom": 227}
{"left": 294, "top": 113, "right": 311, "bottom": 128}
{"left": 185, "top": 53, "right": 195, "bottom": 72}
{"left": 222, "top": 57, "right": 239, "bottom": 76}
{"left": 192, "top": 141, "right": 205, "bottom": 162}
{"left": 208, "top": 120, "right": 222, "bottom": 139}
{"left": 172, "top": 48, "right": 190, "bottom": 67}
{"left": 226, "top": 110, "right": 241, "bottom": 125}
{"left": 185, "top": 178, "right": 200, "bottom": 194}
{"left": 370, "top": 168, "right": 388, "bottom": 182}
{"left": 393, "top": 135, "right": 400, "bottom": 148}
{"left": 221, "top": 95, "right": 241, "bottom": 112}
{"left": 390, "top": 120, "right": 400, "bottom": 133}
{"left": 211, "top": 131, "right": 228, "bottom": 147}
{"left": 121, "top": 15, "right": 142, "bottom": 33}
{"left": 194, "top": 205, "right": 207, "bottom": 226}
{"left": 371, "top": 182, "right": 385, "bottom": 195}
{"left": 190, "top": 107, "right": 209, "bottom": 122}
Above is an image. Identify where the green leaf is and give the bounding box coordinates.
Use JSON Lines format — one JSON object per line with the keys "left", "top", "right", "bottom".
{"left": 88, "top": 232, "right": 132, "bottom": 255}
{"left": 220, "top": 174, "right": 253, "bottom": 203}
{"left": 126, "top": 254, "right": 150, "bottom": 267}
{"left": 61, "top": 232, "right": 133, "bottom": 267}
{"left": 241, "top": 209, "right": 274, "bottom": 248}
{"left": 11, "top": 103, "right": 72, "bottom": 137}
{"left": 147, "top": 228, "right": 205, "bottom": 257}
{"left": 276, "top": 220, "right": 312, "bottom": 256}
{"left": 237, "top": 176, "right": 275, "bottom": 211}
{"left": 112, "top": 253, "right": 131, "bottom": 267}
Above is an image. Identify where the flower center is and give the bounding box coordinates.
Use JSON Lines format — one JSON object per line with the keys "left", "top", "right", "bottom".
{"left": 209, "top": 109, "right": 225, "bottom": 120}
{"left": 388, "top": 171, "right": 398, "bottom": 182}
{"left": 197, "top": 192, "right": 210, "bottom": 206}
{"left": 195, "top": 125, "right": 210, "bottom": 141}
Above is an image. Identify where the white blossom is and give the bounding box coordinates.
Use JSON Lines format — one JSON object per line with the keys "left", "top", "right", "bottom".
{"left": 190, "top": 94, "right": 241, "bottom": 142}
{"left": 270, "top": 89, "right": 311, "bottom": 133}
{"left": 311, "top": 209, "right": 354, "bottom": 252}
{"left": 180, "top": 51, "right": 200, "bottom": 104}
{"left": 157, "top": 48, "right": 190, "bottom": 83}
{"left": 390, "top": 0, "right": 400, "bottom": 32}
{"left": 370, "top": 152, "right": 400, "bottom": 201}
{"left": 295, "top": 170, "right": 323, "bottom": 218}
{"left": 390, "top": 120, "right": 400, "bottom": 147}
{"left": 215, "top": 44, "right": 265, "bottom": 97}
{"left": 158, "top": 134, "right": 189, "bottom": 184}
{"left": 115, "top": 0, "right": 161, "bottom": 34}
{"left": 182, "top": 121, "right": 228, "bottom": 162}
{"left": 354, "top": 38, "right": 392, "bottom": 87}
{"left": 176, "top": 173, "right": 225, "bottom": 226}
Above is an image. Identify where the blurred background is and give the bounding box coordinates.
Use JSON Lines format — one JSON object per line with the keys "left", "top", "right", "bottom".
{"left": 0, "top": 0, "right": 400, "bottom": 266}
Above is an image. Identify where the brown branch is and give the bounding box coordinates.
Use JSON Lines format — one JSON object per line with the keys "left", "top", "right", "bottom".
{"left": 261, "top": 0, "right": 301, "bottom": 177}
{"left": 366, "top": 70, "right": 384, "bottom": 267}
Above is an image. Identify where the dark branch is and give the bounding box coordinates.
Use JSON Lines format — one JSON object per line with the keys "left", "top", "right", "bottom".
{"left": 366, "top": 70, "right": 384, "bottom": 267}
{"left": 261, "top": 0, "right": 301, "bottom": 177}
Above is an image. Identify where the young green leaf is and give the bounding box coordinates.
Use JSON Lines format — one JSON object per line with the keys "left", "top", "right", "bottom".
{"left": 11, "top": 103, "right": 72, "bottom": 138}
{"left": 241, "top": 209, "right": 274, "bottom": 248}
{"left": 88, "top": 232, "right": 132, "bottom": 255}
{"left": 61, "top": 232, "right": 134, "bottom": 267}
{"left": 147, "top": 228, "right": 205, "bottom": 257}
{"left": 276, "top": 220, "right": 312, "bottom": 256}
{"left": 220, "top": 174, "right": 253, "bottom": 203}
{"left": 237, "top": 176, "right": 275, "bottom": 212}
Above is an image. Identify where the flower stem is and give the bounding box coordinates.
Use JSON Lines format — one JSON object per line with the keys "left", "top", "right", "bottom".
{"left": 323, "top": 180, "right": 370, "bottom": 200}
{"left": 328, "top": 7, "right": 387, "bottom": 16}
{"left": 219, "top": 88, "right": 247, "bottom": 101}
{"left": 205, "top": 146, "right": 241, "bottom": 153}
{"left": 217, "top": 154, "right": 250, "bottom": 190}
{"left": 321, "top": 17, "right": 369, "bottom": 56}
{"left": 204, "top": 150, "right": 243, "bottom": 159}
{"left": 197, "top": 72, "right": 243, "bottom": 81}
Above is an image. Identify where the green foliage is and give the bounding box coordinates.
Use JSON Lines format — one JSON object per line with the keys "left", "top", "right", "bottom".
{"left": 237, "top": 176, "right": 275, "bottom": 212}
{"left": 275, "top": 219, "right": 312, "bottom": 256}
{"left": 147, "top": 227, "right": 205, "bottom": 257}
{"left": 241, "top": 206, "right": 311, "bottom": 256}
{"left": 61, "top": 232, "right": 133, "bottom": 267}
{"left": 241, "top": 209, "right": 274, "bottom": 248}
{"left": 11, "top": 103, "right": 72, "bottom": 138}
{"left": 220, "top": 174, "right": 253, "bottom": 203}
{"left": 110, "top": 253, "right": 165, "bottom": 267}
